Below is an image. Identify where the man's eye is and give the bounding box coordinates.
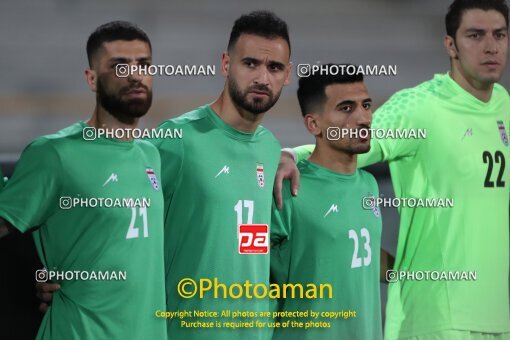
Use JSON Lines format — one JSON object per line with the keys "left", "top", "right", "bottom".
{"left": 340, "top": 105, "right": 352, "bottom": 112}
{"left": 496, "top": 32, "right": 507, "bottom": 39}
{"left": 363, "top": 103, "right": 372, "bottom": 110}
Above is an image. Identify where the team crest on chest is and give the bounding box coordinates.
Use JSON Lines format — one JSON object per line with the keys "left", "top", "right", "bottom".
{"left": 146, "top": 168, "right": 160, "bottom": 191}
{"left": 497, "top": 121, "right": 508, "bottom": 147}
{"left": 256, "top": 163, "right": 265, "bottom": 188}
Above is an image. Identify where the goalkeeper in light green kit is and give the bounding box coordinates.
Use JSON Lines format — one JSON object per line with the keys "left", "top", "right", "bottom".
{"left": 271, "top": 67, "right": 383, "bottom": 339}
{"left": 0, "top": 22, "right": 167, "bottom": 339}
{"left": 275, "top": 0, "right": 510, "bottom": 339}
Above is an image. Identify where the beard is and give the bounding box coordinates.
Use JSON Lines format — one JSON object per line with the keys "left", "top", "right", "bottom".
{"left": 228, "top": 76, "right": 281, "bottom": 115}
{"left": 96, "top": 77, "right": 152, "bottom": 124}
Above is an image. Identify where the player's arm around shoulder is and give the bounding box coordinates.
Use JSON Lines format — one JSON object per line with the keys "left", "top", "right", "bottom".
{"left": 0, "top": 137, "right": 63, "bottom": 237}
{"left": 270, "top": 179, "right": 294, "bottom": 286}
{"left": 271, "top": 179, "right": 294, "bottom": 248}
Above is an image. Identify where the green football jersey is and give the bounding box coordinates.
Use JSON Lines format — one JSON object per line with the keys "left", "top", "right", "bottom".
{"left": 295, "top": 73, "right": 510, "bottom": 338}
{"left": 151, "top": 105, "right": 280, "bottom": 340}
{"left": 271, "top": 160, "right": 382, "bottom": 340}
{"left": 0, "top": 122, "right": 167, "bottom": 339}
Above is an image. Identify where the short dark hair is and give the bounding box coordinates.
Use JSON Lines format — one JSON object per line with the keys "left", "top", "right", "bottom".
{"left": 297, "top": 64, "right": 364, "bottom": 117}
{"left": 86, "top": 21, "right": 152, "bottom": 66}
{"left": 227, "top": 10, "right": 290, "bottom": 54}
{"left": 445, "top": 0, "right": 509, "bottom": 38}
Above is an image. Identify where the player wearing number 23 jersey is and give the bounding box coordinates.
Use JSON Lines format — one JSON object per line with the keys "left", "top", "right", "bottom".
{"left": 271, "top": 161, "right": 382, "bottom": 340}
{"left": 294, "top": 72, "right": 510, "bottom": 338}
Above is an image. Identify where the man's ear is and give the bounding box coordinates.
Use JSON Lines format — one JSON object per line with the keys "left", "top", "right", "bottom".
{"left": 85, "top": 68, "right": 97, "bottom": 92}
{"left": 444, "top": 35, "right": 458, "bottom": 60}
{"left": 304, "top": 112, "right": 321, "bottom": 137}
{"left": 283, "top": 62, "right": 292, "bottom": 86}
{"left": 221, "top": 52, "right": 230, "bottom": 77}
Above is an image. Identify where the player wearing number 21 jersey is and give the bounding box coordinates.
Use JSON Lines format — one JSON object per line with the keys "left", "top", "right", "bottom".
{"left": 0, "top": 22, "right": 167, "bottom": 339}
{"left": 271, "top": 67, "right": 383, "bottom": 340}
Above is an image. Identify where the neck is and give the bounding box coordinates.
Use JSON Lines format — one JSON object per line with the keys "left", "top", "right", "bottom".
{"left": 450, "top": 66, "right": 494, "bottom": 103}
{"left": 209, "top": 88, "right": 265, "bottom": 133}
{"left": 308, "top": 142, "right": 357, "bottom": 175}
{"left": 86, "top": 105, "right": 139, "bottom": 141}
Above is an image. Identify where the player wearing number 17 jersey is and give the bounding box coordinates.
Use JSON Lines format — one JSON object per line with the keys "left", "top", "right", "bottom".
{"left": 283, "top": 1, "right": 510, "bottom": 338}
{"left": 0, "top": 22, "right": 166, "bottom": 339}
{"left": 149, "top": 11, "right": 291, "bottom": 340}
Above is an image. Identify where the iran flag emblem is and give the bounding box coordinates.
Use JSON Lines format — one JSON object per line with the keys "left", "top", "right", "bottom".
{"left": 146, "top": 168, "right": 160, "bottom": 191}
{"left": 256, "top": 163, "right": 265, "bottom": 188}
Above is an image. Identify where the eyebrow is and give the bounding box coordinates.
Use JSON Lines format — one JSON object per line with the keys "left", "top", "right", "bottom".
{"left": 334, "top": 98, "right": 372, "bottom": 109}
{"left": 108, "top": 56, "right": 152, "bottom": 63}
{"left": 465, "top": 27, "right": 508, "bottom": 33}
{"left": 241, "top": 57, "right": 286, "bottom": 69}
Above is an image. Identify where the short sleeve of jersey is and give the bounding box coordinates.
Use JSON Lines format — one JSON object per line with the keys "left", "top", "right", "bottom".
{"left": 271, "top": 180, "right": 293, "bottom": 244}
{"left": 361, "top": 88, "right": 426, "bottom": 165}
{"left": 148, "top": 120, "right": 184, "bottom": 207}
{"left": 0, "top": 138, "right": 62, "bottom": 233}
{"left": 294, "top": 144, "right": 314, "bottom": 163}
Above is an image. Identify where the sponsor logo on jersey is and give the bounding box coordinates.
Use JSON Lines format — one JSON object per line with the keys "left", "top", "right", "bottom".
{"left": 324, "top": 204, "right": 339, "bottom": 218}
{"left": 238, "top": 224, "right": 269, "bottom": 254}
{"left": 102, "top": 173, "right": 118, "bottom": 187}
{"left": 256, "top": 163, "right": 265, "bottom": 188}
{"left": 497, "top": 121, "right": 508, "bottom": 146}
{"left": 215, "top": 165, "right": 230, "bottom": 178}
{"left": 461, "top": 128, "right": 473, "bottom": 140}
{"left": 146, "top": 168, "right": 160, "bottom": 191}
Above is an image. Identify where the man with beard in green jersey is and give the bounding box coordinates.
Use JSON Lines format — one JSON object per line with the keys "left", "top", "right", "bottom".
{"left": 0, "top": 21, "right": 167, "bottom": 339}
{"left": 275, "top": 1, "right": 510, "bottom": 339}
{"left": 150, "top": 11, "right": 291, "bottom": 340}
{"left": 36, "top": 11, "right": 291, "bottom": 340}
